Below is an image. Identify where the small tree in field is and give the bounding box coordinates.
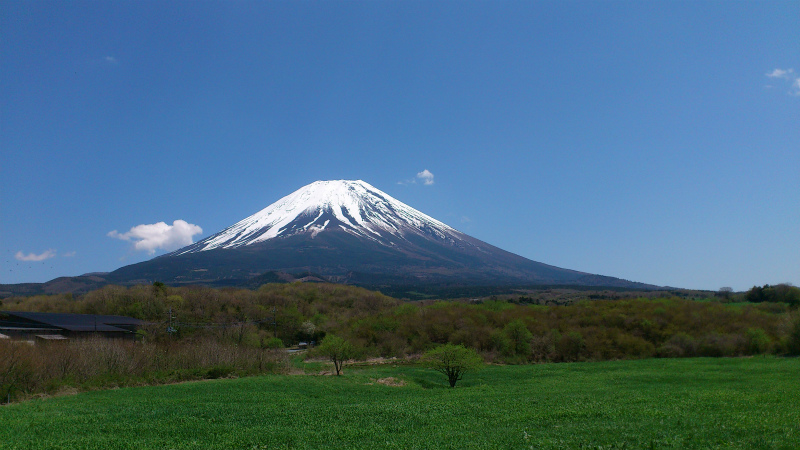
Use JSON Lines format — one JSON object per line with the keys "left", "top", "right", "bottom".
{"left": 316, "top": 335, "right": 354, "bottom": 376}
{"left": 422, "top": 344, "right": 483, "bottom": 388}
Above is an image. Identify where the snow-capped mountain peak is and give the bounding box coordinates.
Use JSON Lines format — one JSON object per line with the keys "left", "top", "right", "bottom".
{"left": 173, "top": 180, "right": 461, "bottom": 255}
{"left": 110, "top": 179, "right": 652, "bottom": 290}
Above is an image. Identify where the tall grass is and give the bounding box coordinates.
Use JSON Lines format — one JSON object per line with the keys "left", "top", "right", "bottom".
{"left": 0, "top": 338, "right": 287, "bottom": 403}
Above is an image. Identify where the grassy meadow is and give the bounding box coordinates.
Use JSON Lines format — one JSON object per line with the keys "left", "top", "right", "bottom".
{"left": 2, "top": 357, "right": 798, "bottom": 449}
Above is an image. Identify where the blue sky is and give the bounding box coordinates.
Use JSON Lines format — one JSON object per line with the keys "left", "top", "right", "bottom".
{"left": 2, "top": 1, "right": 798, "bottom": 291}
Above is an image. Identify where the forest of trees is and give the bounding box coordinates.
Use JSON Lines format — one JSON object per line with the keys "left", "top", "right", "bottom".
{"left": 744, "top": 283, "right": 800, "bottom": 306}
{"left": 2, "top": 282, "right": 799, "bottom": 403}
{"left": 2, "top": 282, "right": 798, "bottom": 361}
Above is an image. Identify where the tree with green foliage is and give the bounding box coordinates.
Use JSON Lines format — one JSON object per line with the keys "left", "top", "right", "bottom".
{"left": 777, "top": 284, "right": 800, "bottom": 308}
{"left": 502, "top": 319, "right": 533, "bottom": 358}
{"left": 152, "top": 281, "right": 168, "bottom": 296}
{"left": 316, "top": 334, "right": 354, "bottom": 376}
{"left": 422, "top": 344, "right": 483, "bottom": 388}
{"left": 746, "top": 284, "right": 800, "bottom": 307}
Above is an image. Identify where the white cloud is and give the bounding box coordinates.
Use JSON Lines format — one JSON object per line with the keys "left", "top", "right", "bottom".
{"left": 15, "top": 249, "right": 57, "bottom": 262}
{"left": 105, "top": 56, "right": 118, "bottom": 64}
{"left": 398, "top": 169, "right": 436, "bottom": 186}
{"left": 766, "top": 68, "right": 793, "bottom": 79}
{"left": 108, "top": 220, "right": 203, "bottom": 254}
{"left": 416, "top": 169, "right": 435, "bottom": 185}
{"left": 62, "top": 251, "right": 76, "bottom": 258}
{"left": 765, "top": 68, "right": 800, "bottom": 96}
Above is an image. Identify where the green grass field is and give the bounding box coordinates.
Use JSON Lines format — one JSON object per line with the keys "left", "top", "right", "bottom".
{"left": 2, "top": 357, "right": 798, "bottom": 449}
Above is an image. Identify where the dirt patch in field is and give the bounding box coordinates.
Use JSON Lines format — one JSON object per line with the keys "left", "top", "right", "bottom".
{"left": 374, "top": 377, "right": 406, "bottom": 387}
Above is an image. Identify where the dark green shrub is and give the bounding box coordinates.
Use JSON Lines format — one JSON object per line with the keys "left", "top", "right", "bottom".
{"left": 556, "top": 331, "right": 585, "bottom": 362}
{"left": 787, "top": 316, "right": 800, "bottom": 356}
{"left": 206, "top": 365, "right": 235, "bottom": 379}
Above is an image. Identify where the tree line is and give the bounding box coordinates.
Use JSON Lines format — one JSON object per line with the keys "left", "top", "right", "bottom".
{"left": 3, "top": 281, "right": 799, "bottom": 402}
{"left": 744, "top": 283, "right": 800, "bottom": 306}
{"left": 3, "top": 282, "right": 798, "bottom": 361}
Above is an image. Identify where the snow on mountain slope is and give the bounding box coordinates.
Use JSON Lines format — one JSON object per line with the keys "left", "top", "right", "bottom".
{"left": 173, "top": 180, "right": 466, "bottom": 255}
{"left": 106, "top": 179, "right": 656, "bottom": 290}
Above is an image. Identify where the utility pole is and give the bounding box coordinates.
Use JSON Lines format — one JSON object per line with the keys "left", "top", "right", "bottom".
{"left": 167, "top": 308, "right": 175, "bottom": 335}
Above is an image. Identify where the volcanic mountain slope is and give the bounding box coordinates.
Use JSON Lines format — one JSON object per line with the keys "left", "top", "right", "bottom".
{"left": 106, "top": 180, "right": 650, "bottom": 289}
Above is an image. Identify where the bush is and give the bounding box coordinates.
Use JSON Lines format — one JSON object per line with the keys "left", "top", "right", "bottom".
{"left": 555, "top": 331, "right": 585, "bottom": 362}
{"left": 745, "top": 328, "right": 771, "bottom": 354}
{"left": 206, "top": 365, "right": 234, "bottom": 379}
{"left": 530, "top": 331, "right": 559, "bottom": 362}
{"left": 0, "top": 342, "right": 37, "bottom": 403}
{"left": 657, "top": 333, "right": 697, "bottom": 358}
{"left": 786, "top": 316, "right": 800, "bottom": 356}
{"left": 262, "top": 336, "right": 284, "bottom": 349}
{"left": 697, "top": 334, "right": 742, "bottom": 357}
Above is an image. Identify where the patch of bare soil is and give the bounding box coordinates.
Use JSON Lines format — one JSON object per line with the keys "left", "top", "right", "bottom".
{"left": 374, "top": 377, "right": 405, "bottom": 387}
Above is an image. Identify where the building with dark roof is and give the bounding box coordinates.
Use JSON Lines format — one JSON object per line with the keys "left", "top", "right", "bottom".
{"left": 0, "top": 311, "right": 142, "bottom": 341}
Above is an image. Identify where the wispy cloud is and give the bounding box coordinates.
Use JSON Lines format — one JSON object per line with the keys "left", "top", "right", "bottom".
{"left": 417, "top": 169, "right": 435, "bottom": 185}
{"left": 104, "top": 56, "right": 118, "bottom": 64}
{"left": 62, "top": 251, "right": 77, "bottom": 258}
{"left": 108, "top": 220, "right": 203, "bottom": 254}
{"left": 765, "top": 68, "right": 799, "bottom": 96}
{"left": 398, "top": 176, "right": 416, "bottom": 185}
{"left": 766, "top": 68, "right": 793, "bottom": 79}
{"left": 15, "top": 249, "right": 57, "bottom": 262}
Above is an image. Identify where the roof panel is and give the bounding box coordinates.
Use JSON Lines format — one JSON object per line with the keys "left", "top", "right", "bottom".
{"left": 0, "top": 311, "right": 143, "bottom": 332}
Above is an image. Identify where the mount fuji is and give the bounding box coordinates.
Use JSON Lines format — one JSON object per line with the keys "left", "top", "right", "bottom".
{"left": 171, "top": 179, "right": 464, "bottom": 255}
{"left": 102, "top": 180, "right": 650, "bottom": 290}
